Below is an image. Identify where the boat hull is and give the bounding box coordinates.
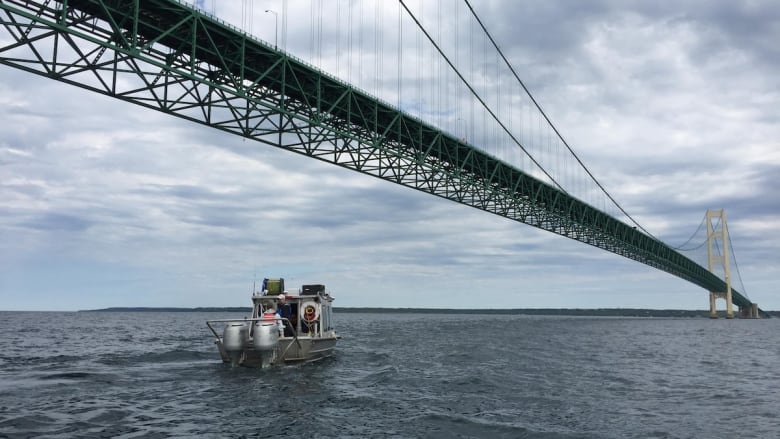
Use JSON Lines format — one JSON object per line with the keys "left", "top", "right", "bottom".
{"left": 216, "top": 335, "right": 338, "bottom": 368}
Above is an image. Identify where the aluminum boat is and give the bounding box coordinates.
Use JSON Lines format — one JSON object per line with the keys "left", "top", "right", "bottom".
{"left": 206, "top": 278, "right": 338, "bottom": 367}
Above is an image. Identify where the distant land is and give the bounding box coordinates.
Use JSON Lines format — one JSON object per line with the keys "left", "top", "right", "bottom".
{"left": 79, "top": 307, "right": 777, "bottom": 318}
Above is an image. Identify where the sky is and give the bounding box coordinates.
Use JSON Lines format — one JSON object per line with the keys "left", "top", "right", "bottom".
{"left": 1, "top": 0, "right": 778, "bottom": 311}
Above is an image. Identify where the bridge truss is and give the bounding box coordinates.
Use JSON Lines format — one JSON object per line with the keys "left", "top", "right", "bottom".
{"left": 0, "top": 0, "right": 759, "bottom": 313}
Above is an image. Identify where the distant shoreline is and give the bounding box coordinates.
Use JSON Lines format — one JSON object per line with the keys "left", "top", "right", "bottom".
{"left": 77, "top": 307, "right": 777, "bottom": 318}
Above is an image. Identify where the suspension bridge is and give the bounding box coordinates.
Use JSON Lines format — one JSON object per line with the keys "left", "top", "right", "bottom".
{"left": 0, "top": 0, "right": 763, "bottom": 317}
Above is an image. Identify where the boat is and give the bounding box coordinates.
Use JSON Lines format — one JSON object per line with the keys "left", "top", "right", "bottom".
{"left": 206, "top": 278, "right": 339, "bottom": 368}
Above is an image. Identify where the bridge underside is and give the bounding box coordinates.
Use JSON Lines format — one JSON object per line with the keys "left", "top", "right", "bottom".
{"left": 0, "top": 0, "right": 760, "bottom": 313}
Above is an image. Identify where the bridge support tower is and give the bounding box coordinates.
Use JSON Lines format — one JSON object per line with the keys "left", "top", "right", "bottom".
{"left": 739, "top": 303, "right": 760, "bottom": 319}
{"left": 706, "top": 209, "right": 734, "bottom": 319}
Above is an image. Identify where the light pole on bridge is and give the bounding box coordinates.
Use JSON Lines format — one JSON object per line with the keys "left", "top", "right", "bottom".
{"left": 456, "top": 118, "right": 467, "bottom": 143}
{"left": 265, "top": 9, "right": 278, "bottom": 50}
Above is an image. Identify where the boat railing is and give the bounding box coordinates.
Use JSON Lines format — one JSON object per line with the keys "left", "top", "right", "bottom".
{"left": 206, "top": 317, "right": 303, "bottom": 352}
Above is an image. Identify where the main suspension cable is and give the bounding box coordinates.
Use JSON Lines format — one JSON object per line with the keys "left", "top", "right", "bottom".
{"left": 671, "top": 213, "right": 707, "bottom": 250}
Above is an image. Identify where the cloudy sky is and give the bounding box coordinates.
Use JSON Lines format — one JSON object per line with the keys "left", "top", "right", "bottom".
{"left": 1, "top": 0, "right": 778, "bottom": 311}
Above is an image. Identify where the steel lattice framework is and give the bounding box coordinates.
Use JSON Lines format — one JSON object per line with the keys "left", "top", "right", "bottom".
{"left": 0, "top": 0, "right": 758, "bottom": 311}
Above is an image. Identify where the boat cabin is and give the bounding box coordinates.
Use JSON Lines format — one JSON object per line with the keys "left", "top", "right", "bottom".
{"left": 250, "top": 278, "right": 335, "bottom": 339}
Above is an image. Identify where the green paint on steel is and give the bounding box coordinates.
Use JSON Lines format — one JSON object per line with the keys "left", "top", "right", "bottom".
{"left": 0, "top": 0, "right": 758, "bottom": 311}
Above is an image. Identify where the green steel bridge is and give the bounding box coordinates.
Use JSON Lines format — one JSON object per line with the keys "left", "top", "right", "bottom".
{"left": 0, "top": 0, "right": 762, "bottom": 316}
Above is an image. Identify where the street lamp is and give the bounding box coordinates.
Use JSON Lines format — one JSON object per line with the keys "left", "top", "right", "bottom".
{"left": 265, "top": 9, "right": 278, "bottom": 50}
{"left": 457, "top": 118, "right": 467, "bottom": 142}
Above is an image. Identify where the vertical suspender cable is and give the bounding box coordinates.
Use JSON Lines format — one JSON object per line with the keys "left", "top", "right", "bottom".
{"left": 358, "top": 0, "right": 362, "bottom": 86}
{"left": 318, "top": 0, "right": 323, "bottom": 68}
{"left": 348, "top": 1, "right": 353, "bottom": 83}
{"left": 398, "top": 0, "right": 563, "bottom": 190}
{"left": 418, "top": 2, "right": 422, "bottom": 120}
{"left": 282, "top": 0, "right": 287, "bottom": 51}
{"left": 397, "top": 1, "right": 402, "bottom": 109}
{"left": 336, "top": 0, "right": 341, "bottom": 78}
{"left": 375, "top": 1, "right": 379, "bottom": 96}
{"left": 447, "top": 1, "right": 458, "bottom": 134}
{"left": 437, "top": 0, "right": 441, "bottom": 128}
{"left": 728, "top": 231, "right": 749, "bottom": 299}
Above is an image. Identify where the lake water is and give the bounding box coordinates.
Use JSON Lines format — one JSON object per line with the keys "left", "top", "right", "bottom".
{"left": 0, "top": 311, "right": 778, "bottom": 438}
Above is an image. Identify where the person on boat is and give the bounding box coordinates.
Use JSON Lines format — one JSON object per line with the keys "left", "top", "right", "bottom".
{"left": 259, "top": 302, "right": 285, "bottom": 339}
{"left": 276, "top": 295, "right": 292, "bottom": 337}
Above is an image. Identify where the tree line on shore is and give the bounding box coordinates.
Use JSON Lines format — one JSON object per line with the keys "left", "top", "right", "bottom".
{"left": 81, "top": 307, "right": 777, "bottom": 318}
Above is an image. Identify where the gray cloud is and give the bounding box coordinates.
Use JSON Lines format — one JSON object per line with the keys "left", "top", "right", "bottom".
{"left": 19, "top": 212, "right": 93, "bottom": 232}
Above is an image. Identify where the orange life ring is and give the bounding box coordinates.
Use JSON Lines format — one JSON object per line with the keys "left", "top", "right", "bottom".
{"left": 302, "top": 303, "right": 318, "bottom": 322}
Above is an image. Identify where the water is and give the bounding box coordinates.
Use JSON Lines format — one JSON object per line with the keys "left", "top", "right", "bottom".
{"left": 1, "top": 311, "right": 778, "bottom": 438}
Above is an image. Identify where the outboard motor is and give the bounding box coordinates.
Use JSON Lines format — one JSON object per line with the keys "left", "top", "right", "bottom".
{"left": 253, "top": 321, "right": 279, "bottom": 351}
{"left": 253, "top": 320, "right": 280, "bottom": 368}
{"left": 222, "top": 322, "right": 248, "bottom": 366}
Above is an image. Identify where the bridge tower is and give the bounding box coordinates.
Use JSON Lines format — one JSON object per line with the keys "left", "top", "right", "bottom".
{"left": 706, "top": 209, "right": 734, "bottom": 319}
